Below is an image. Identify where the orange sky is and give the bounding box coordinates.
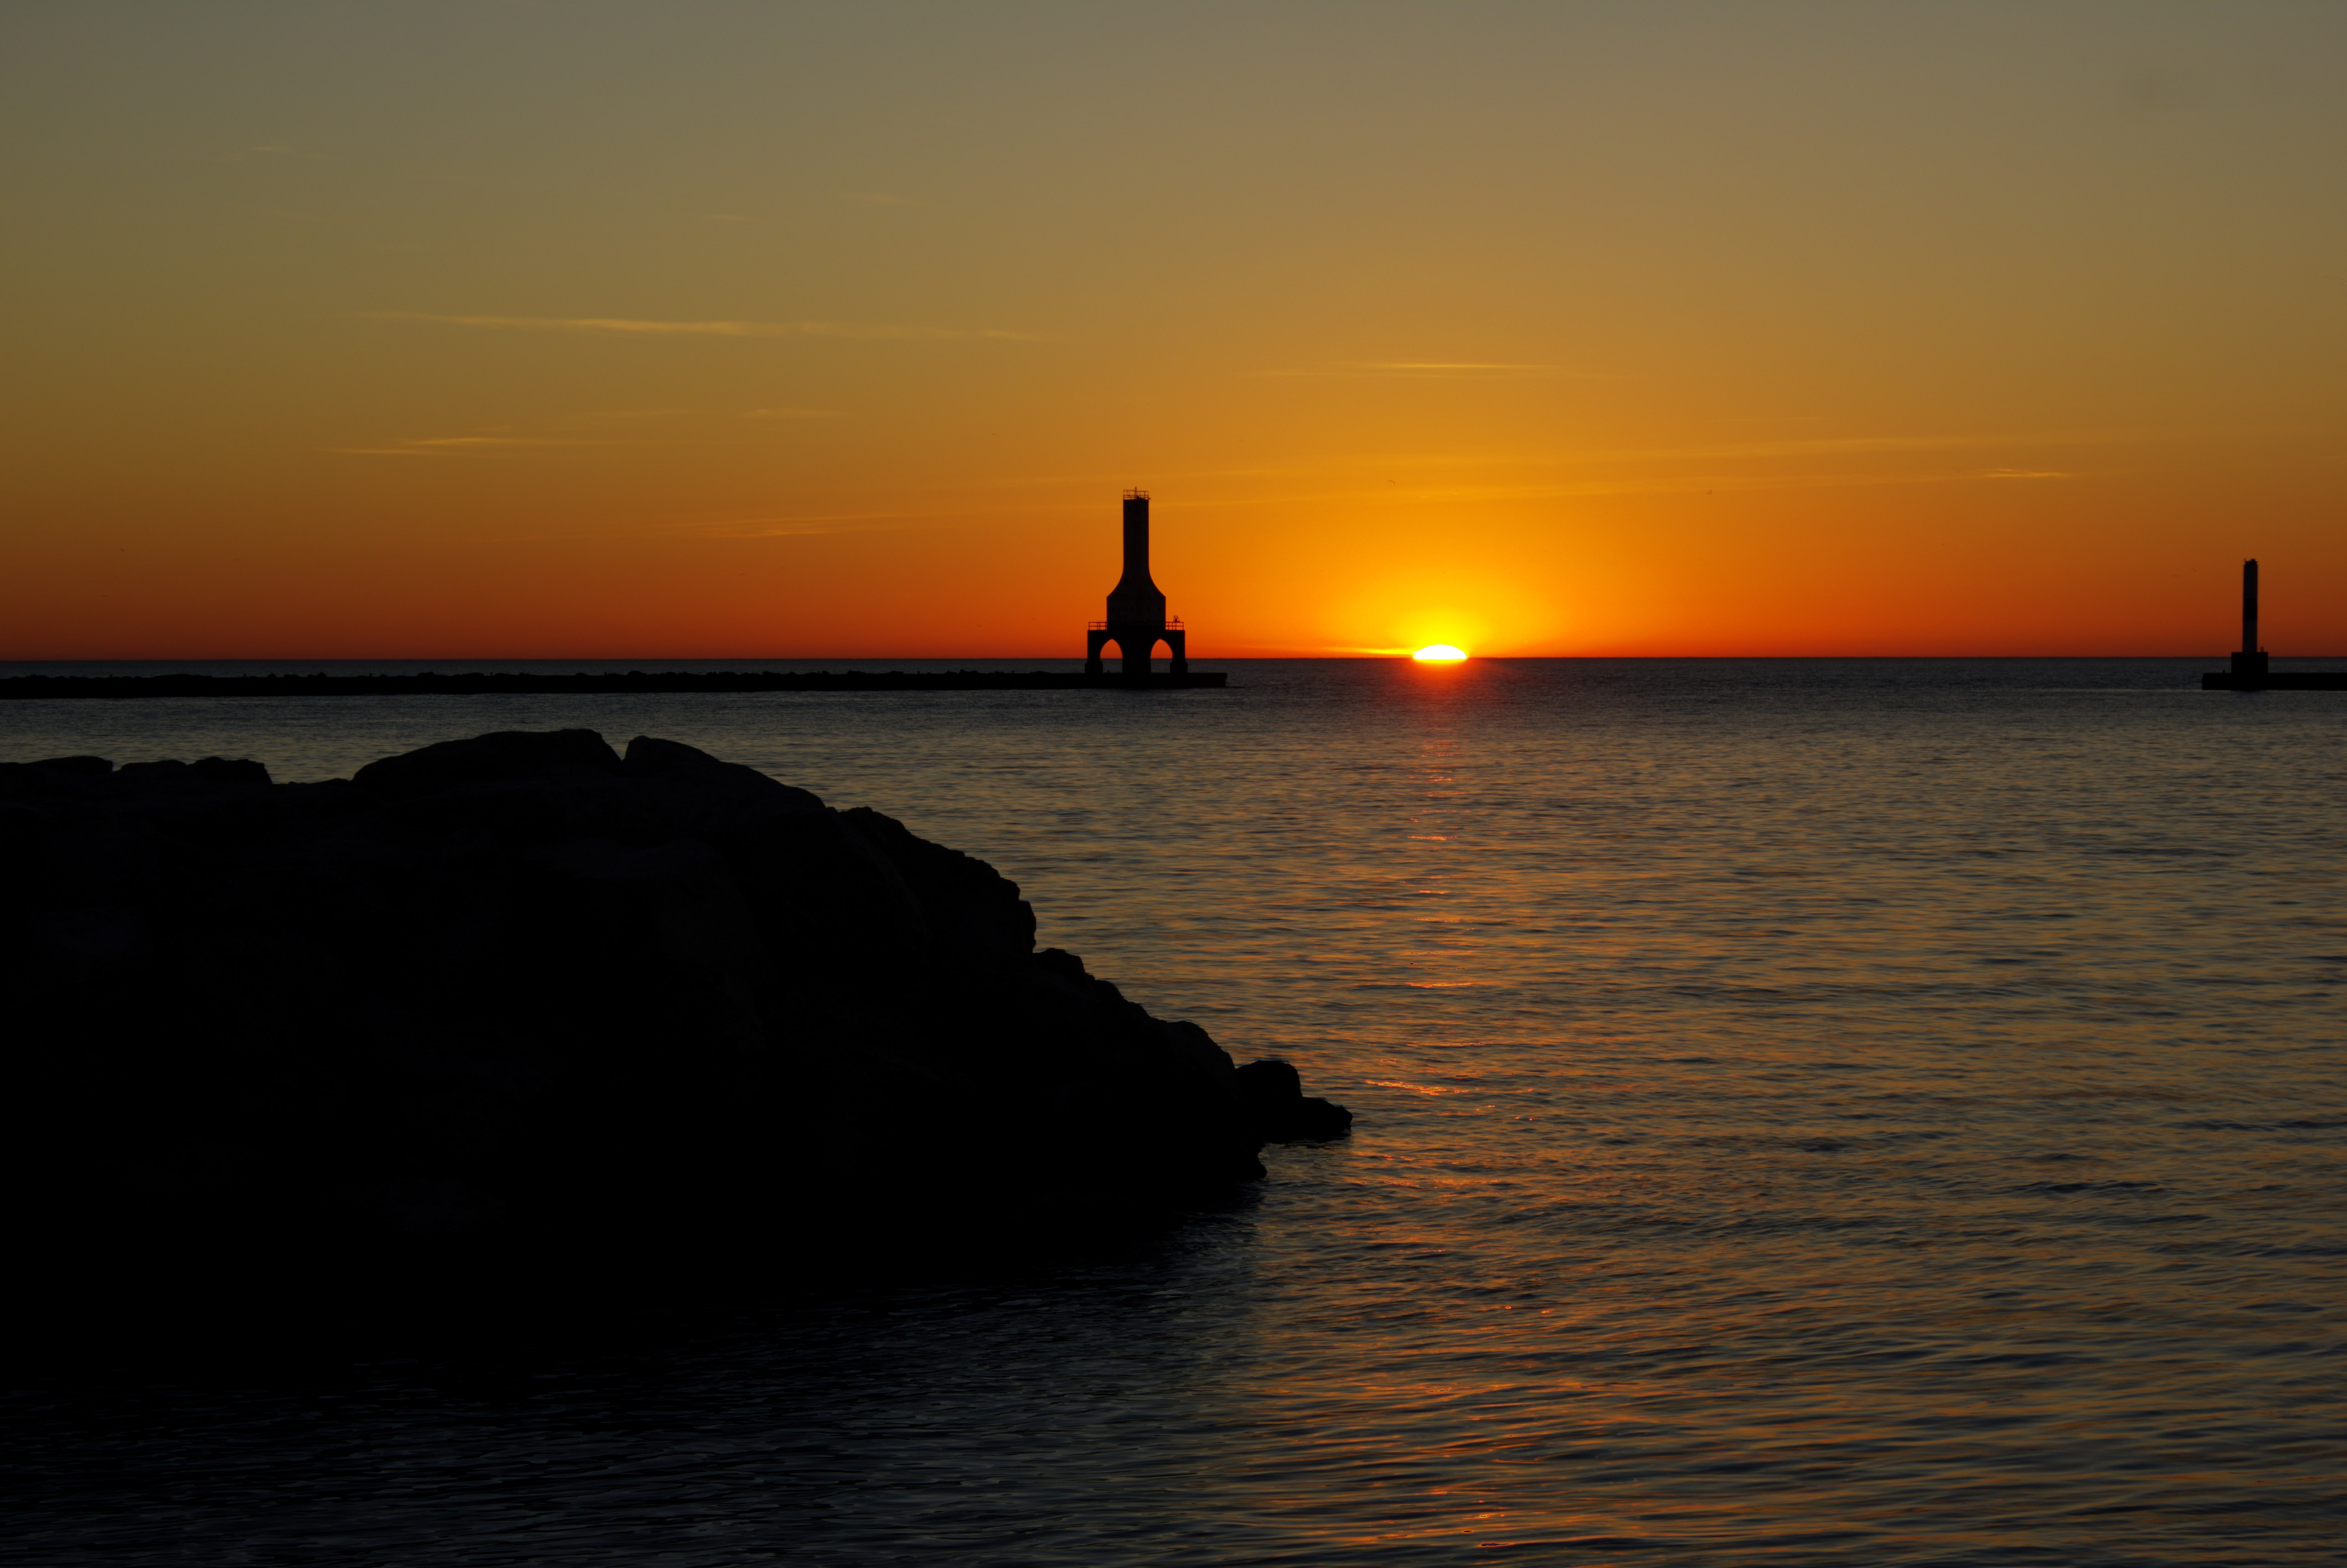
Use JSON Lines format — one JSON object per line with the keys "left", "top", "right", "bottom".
{"left": 6, "top": 2, "right": 2346, "bottom": 659}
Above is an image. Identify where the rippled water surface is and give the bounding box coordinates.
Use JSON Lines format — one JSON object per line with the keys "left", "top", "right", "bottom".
{"left": 5, "top": 658, "right": 2344, "bottom": 1564}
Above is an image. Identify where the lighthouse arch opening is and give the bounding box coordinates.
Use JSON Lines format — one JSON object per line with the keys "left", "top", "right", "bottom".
{"left": 1101, "top": 632, "right": 1171, "bottom": 673}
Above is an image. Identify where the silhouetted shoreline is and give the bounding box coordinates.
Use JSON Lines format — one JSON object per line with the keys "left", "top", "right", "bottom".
{"left": 4, "top": 730, "right": 1337, "bottom": 1342}
{"left": 0, "top": 669, "right": 1229, "bottom": 699}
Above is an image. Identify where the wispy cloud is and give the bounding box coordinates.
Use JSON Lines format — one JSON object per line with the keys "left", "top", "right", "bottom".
{"left": 327, "top": 409, "right": 849, "bottom": 458}
{"left": 976, "top": 432, "right": 2133, "bottom": 510}
{"left": 1263, "top": 361, "right": 1568, "bottom": 378}
{"left": 410, "top": 435, "right": 574, "bottom": 448}
{"left": 685, "top": 512, "right": 928, "bottom": 538}
{"left": 1528, "top": 431, "right": 2134, "bottom": 465}
{"left": 370, "top": 312, "right": 1040, "bottom": 342}
{"left": 326, "top": 435, "right": 586, "bottom": 457}
{"left": 458, "top": 509, "right": 940, "bottom": 545}
{"left": 1358, "top": 361, "right": 1553, "bottom": 373}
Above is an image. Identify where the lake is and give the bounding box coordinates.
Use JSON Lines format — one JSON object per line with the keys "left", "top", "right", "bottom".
{"left": 4, "top": 657, "right": 2342, "bottom": 1564}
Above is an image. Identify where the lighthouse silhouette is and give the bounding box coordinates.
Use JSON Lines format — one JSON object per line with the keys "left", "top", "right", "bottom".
{"left": 1084, "top": 490, "right": 1189, "bottom": 678}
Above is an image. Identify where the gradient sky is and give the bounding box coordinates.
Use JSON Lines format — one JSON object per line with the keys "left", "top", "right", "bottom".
{"left": 6, "top": 1, "right": 2346, "bottom": 658}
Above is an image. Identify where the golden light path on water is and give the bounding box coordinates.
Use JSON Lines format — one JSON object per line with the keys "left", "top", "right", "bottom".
{"left": 3, "top": 656, "right": 2343, "bottom": 1564}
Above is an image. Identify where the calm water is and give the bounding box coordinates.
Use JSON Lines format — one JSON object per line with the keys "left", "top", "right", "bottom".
{"left": 5, "top": 658, "right": 2344, "bottom": 1565}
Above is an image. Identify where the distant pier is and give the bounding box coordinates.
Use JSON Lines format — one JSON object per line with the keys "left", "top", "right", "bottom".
{"left": 2202, "top": 668, "right": 2347, "bottom": 690}
{"left": 0, "top": 670, "right": 1228, "bottom": 700}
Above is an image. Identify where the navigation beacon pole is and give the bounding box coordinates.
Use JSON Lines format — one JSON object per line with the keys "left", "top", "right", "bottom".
{"left": 2232, "top": 558, "right": 2268, "bottom": 683}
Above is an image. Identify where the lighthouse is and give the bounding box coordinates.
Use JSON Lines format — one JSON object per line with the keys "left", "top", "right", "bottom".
{"left": 1085, "top": 490, "right": 1189, "bottom": 678}
{"left": 2232, "top": 558, "right": 2267, "bottom": 680}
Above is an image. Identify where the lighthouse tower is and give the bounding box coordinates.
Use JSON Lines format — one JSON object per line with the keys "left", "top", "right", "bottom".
{"left": 1085, "top": 490, "right": 1188, "bottom": 678}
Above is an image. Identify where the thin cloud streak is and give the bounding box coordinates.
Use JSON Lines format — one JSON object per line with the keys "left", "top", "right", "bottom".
{"left": 1355, "top": 361, "right": 1556, "bottom": 372}
{"left": 1261, "top": 361, "right": 1573, "bottom": 378}
{"left": 1129, "top": 463, "right": 2121, "bottom": 512}
{"left": 1001, "top": 432, "right": 2131, "bottom": 501}
{"left": 327, "top": 419, "right": 842, "bottom": 456}
{"left": 1542, "top": 431, "right": 2139, "bottom": 464}
{"left": 466, "top": 513, "right": 932, "bottom": 545}
{"left": 370, "top": 312, "right": 1043, "bottom": 342}
{"left": 683, "top": 514, "right": 929, "bottom": 539}
{"left": 326, "top": 436, "right": 583, "bottom": 457}
{"left": 409, "top": 436, "right": 576, "bottom": 448}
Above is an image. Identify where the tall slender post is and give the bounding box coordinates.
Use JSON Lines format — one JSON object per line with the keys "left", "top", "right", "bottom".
{"left": 2230, "top": 557, "right": 2269, "bottom": 684}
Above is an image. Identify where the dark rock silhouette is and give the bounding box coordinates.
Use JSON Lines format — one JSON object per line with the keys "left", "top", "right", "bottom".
{"left": 1, "top": 731, "right": 1346, "bottom": 1312}
{"left": 1234, "top": 1059, "right": 1355, "bottom": 1142}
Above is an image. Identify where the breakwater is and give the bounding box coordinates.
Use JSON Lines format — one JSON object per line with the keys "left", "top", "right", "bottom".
{"left": 2200, "top": 669, "right": 2347, "bottom": 690}
{"left": 1, "top": 669, "right": 1228, "bottom": 699}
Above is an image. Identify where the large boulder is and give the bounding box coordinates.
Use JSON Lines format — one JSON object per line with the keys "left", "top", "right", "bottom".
{"left": 0, "top": 732, "right": 1346, "bottom": 1308}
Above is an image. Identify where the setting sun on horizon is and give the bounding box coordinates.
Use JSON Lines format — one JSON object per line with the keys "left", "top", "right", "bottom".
{"left": 7, "top": 5, "right": 2347, "bottom": 661}
{"left": 1411, "top": 645, "right": 1469, "bottom": 662}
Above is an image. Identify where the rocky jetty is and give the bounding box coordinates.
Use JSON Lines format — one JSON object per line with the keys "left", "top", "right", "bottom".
{"left": 3, "top": 731, "right": 1346, "bottom": 1301}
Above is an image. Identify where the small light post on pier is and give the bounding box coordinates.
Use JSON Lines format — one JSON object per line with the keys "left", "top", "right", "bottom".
{"left": 2233, "top": 559, "right": 2268, "bottom": 681}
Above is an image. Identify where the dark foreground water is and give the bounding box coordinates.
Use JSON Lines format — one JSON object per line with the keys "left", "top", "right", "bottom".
{"left": 5, "top": 658, "right": 2343, "bottom": 1565}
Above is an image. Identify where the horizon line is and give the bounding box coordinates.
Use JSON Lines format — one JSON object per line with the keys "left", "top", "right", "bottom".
{"left": 0, "top": 653, "right": 2313, "bottom": 666}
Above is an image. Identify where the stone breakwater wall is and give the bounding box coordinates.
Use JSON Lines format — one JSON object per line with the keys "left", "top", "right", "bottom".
{"left": 3, "top": 730, "right": 1345, "bottom": 1295}
{"left": 0, "top": 669, "right": 1229, "bottom": 697}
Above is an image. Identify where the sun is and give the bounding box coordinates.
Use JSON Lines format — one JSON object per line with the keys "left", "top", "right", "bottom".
{"left": 1411, "top": 644, "right": 1468, "bottom": 662}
